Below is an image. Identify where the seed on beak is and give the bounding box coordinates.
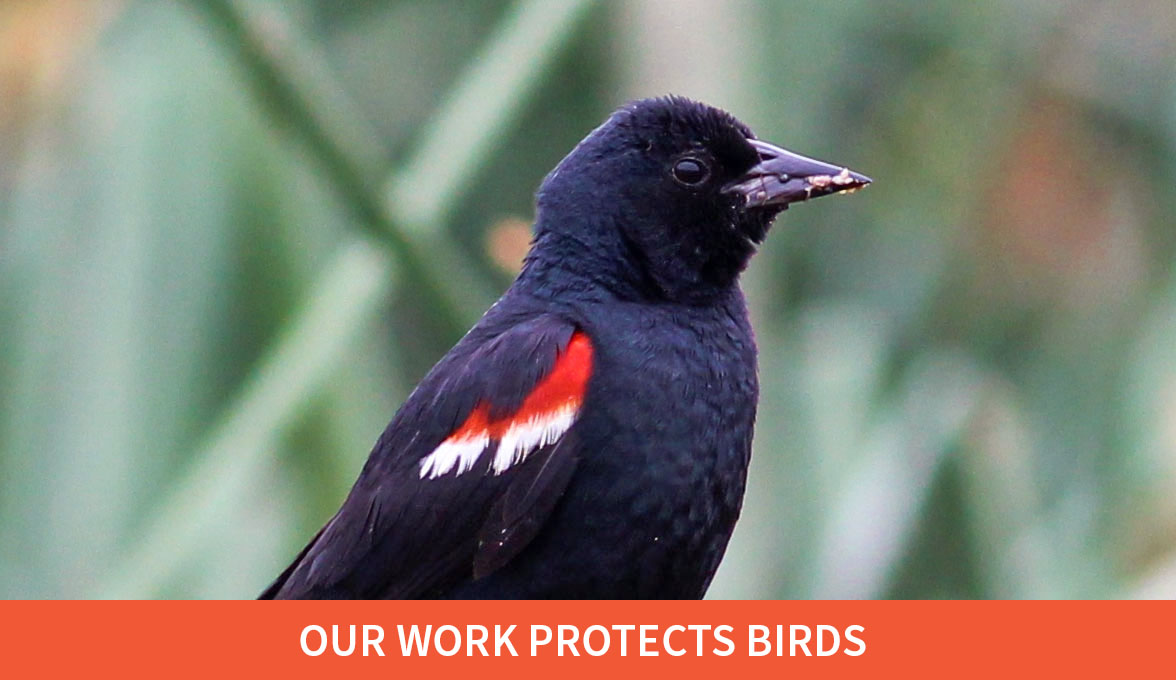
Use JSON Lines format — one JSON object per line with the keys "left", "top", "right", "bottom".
{"left": 804, "top": 168, "right": 860, "bottom": 195}
{"left": 807, "top": 174, "right": 833, "bottom": 189}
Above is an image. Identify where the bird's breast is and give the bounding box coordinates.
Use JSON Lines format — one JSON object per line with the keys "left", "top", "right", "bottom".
{"left": 554, "top": 298, "right": 759, "bottom": 595}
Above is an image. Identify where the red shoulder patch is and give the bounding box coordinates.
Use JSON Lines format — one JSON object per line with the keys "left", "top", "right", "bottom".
{"left": 507, "top": 331, "right": 592, "bottom": 427}
{"left": 419, "top": 332, "right": 593, "bottom": 478}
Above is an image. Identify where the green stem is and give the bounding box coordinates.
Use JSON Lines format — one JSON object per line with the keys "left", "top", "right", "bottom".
{"left": 99, "top": 0, "right": 599, "bottom": 597}
{"left": 189, "top": 0, "right": 476, "bottom": 332}
{"left": 99, "top": 240, "right": 394, "bottom": 598}
{"left": 387, "top": 0, "right": 599, "bottom": 231}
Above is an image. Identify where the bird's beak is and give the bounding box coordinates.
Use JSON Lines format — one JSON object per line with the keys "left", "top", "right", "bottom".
{"left": 724, "top": 139, "right": 872, "bottom": 209}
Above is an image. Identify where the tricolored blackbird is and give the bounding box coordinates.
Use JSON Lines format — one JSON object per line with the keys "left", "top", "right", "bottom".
{"left": 261, "top": 96, "right": 870, "bottom": 599}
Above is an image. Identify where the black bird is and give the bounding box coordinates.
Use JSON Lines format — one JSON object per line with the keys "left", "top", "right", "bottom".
{"left": 261, "top": 96, "right": 869, "bottom": 599}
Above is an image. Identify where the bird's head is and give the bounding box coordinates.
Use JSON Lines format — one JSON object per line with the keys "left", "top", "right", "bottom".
{"left": 531, "top": 96, "right": 870, "bottom": 302}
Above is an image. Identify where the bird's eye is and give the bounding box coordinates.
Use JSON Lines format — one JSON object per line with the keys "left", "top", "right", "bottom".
{"left": 672, "top": 158, "right": 710, "bottom": 186}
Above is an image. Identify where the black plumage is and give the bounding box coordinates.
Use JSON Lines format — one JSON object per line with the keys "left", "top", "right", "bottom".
{"left": 261, "top": 96, "right": 869, "bottom": 599}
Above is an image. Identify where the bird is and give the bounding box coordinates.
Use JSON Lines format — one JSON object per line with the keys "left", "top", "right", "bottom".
{"left": 260, "top": 96, "right": 870, "bottom": 599}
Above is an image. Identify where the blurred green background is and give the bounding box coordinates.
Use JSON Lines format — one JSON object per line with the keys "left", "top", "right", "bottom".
{"left": 2, "top": 0, "right": 1175, "bottom": 599}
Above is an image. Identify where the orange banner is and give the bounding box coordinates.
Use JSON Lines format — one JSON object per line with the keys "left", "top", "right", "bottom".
{"left": 1, "top": 601, "right": 1167, "bottom": 677}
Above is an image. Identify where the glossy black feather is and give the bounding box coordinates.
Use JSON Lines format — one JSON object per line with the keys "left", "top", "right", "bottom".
{"left": 474, "top": 429, "right": 581, "bottom": 579}
{"left": 261, "top": 96, "right": 830, "bottom": 599}
{"left": 261, "top": 313, "right": 583, "bottom": 599}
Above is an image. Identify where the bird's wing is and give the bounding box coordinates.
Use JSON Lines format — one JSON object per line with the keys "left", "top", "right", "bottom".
{"left": 260, "top": 315, "right": 591, "bottom": 599}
